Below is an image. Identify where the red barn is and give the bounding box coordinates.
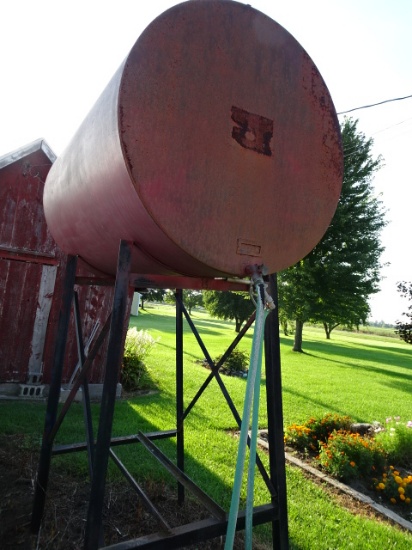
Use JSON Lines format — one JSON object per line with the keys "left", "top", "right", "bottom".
{"left": 0, "top": 139, "right": 127, "bottom": 399}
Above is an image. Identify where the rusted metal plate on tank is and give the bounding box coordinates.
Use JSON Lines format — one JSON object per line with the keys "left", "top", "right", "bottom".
{"left": 44, "top": 0, "right": 343, "bottom": 278}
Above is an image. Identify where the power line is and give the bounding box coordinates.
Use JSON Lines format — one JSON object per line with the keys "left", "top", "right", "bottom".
{"left": 337, "top": 94, "right": 412, "bottom": 115}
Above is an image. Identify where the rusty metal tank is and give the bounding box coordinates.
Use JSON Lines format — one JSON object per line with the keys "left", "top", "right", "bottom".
{"left": 43, "top": 0, "right": 343, "bottom": 279}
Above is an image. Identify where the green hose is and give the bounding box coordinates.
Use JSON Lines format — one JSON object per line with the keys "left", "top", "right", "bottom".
{"left": 225, "top": 286, "right": 267, "bottom": 549}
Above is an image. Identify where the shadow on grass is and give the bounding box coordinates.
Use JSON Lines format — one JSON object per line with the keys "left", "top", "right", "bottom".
{"left": 131, "top": 308, "right": 255, "bottom": 340}
{"left": 93, "top": 393, "right": 285, "bottom": 541}
{"left": 281, "top": 385, "right": 353, "bottom": 419}
{"left": 287, "top": 336, "right": 412, "bottom": 371}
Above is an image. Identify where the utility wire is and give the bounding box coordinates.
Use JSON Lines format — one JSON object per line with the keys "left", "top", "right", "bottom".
{"left": 337, "top": 94, "right": 412, "bottom": 115}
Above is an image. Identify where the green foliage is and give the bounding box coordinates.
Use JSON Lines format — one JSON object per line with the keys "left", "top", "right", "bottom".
{"left": 279, "top": 118, "right": 387, "bottom": 350}
{"left": 203, "top": 290, "right": 254, "bottom": 332}
{"left": 395, "top": 282, "right": 412, "bottom": 344}
{"left": 121, "top": 328, "right": 158, "bottom": 391}
{"left": 306, "top": 413, "right": 353, "bottom": 444}
{"left": 141, "top": 289, "right": 166, "bottom": 309}
{"left": 318, "top": 430, "right": 386, "bottom": 482}
{"left": 375, "top": 418, "right": 412, "bottom": 470}
{"left": 284, "top": 413, "right": 353, "bottom": 453}
{"left": 182, "top": 289, "right": 203, "bottom": 313}
{"left": 374, "top": 467, "right": 412, "bottom": 506}
{"left": 284, "top": 423, "right": 315, "bottom": 452}
{"left": 165, "top": 289, "right": 203, "bottom": 314}
{"left": 214, "top": 349, "right": 249, "bottom": 376}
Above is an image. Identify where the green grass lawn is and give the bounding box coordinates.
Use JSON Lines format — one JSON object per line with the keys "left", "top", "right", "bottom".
{"left": 1, "top": 303, "right": 412, "bottom": 549}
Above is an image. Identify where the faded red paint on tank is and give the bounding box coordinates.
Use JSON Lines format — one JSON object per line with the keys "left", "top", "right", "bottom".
{"left": 44, "top": 0, "right": 343, "bottom": 278}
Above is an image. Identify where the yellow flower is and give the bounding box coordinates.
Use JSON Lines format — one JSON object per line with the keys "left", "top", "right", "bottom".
{"left": 390, "top": 497, "right": 397, "bottom": 504}
{"left": 378, "top": 483, "right": 385, "bottom": 490}
{"left": 398, "top": 487, "right": 405, "bottom": 495}
{"left": 400, "top": 494, "right": 406, "bottom": 501}
{"left": 395, "top": 476, "right": 403, "bottom": 484}
{"left": 406, "top": 498, "right": 411, "bottom": 504}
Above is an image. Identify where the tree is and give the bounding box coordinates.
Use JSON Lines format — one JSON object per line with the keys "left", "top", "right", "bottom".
{"left": 140, "top": 289, "right": 165, "bottom": 309}
{"left": 165, "top": 289, "right": 203, "bottom": 314}
{"left": 279, "top": 118, "right": 386, "bottom": 351}
{"left": 182, "top": 289, "right": 203, "bottom": 314}
{"left": 203, "top": 290, "right": 254, "bottom": 332}
{"left": 278, "top": 259, "right": 318, "bottom": 350}
{"left": 395, "top": 282, "right": 412, "bottom": 344}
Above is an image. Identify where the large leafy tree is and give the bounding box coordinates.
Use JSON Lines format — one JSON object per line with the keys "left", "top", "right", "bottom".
{"left": 279, "top": 118, "right": 386, "bottom": 351}
{"left": 140, "top": 289, "right": 166, "bottom": 309}
{"left": 203, "top": 290, "right": 254, "bottom": 332}
{"left": 395, "top": 282, "right": 412, "bottom": 344}
{"left": 165, "top": 289, "right": 203, "bottom": 314}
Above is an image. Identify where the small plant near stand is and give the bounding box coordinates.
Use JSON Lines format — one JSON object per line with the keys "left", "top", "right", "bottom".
{"left": 374, "top": 466, "right": 412, "bottom": 505}
{"left": 375, "top": 417, "right": 412, "bottom": 470}
{"left": 121, "top": 328, "right": 159, "bottom": 391}
{"left": 284, "top": 413, "right": 352, "bottom": 453}
{"left": 214, "top": 349, "right": 249, "bottom": 377}
{"left": 318, "top": 430, "right": 386, "bottom": 482}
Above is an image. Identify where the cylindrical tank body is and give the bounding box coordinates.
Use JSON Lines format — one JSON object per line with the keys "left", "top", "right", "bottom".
{"left": 44, "top": 0, "right": 343, "bottom": 278}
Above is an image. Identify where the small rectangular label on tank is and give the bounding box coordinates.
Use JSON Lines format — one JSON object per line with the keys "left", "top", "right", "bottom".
{"left": 237, "top": 239, "right": 262, "bottom": 256}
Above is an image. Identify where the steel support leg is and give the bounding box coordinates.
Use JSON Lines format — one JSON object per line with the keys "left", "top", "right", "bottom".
{"left": 73, "top": 291, "right": 95, "bottom": 479}
{"left": 264, "top": 274, "right": 289, "bottom": 549}
{"left": 31, "top": 255, "right": 78, "bottom": 534}
{"left": 175, "top": 289, "right": 185, "bottom": 504}
{"left": 84, "top": 240, "right": 132, "bottom": 549}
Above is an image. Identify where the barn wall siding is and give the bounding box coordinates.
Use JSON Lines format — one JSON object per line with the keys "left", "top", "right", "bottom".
{"left": 0, "top": 140, "right": 126, "bottom": 390}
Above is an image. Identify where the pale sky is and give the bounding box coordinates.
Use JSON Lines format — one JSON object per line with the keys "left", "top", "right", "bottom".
{"left": 1, "top": 0, "right": 411, "bottom": 324}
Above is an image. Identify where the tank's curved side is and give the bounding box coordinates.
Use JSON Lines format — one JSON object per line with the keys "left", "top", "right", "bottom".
{"left": 44, "top": 62, "right": 228, "bottom": 278}
{"left": 44, "top": 0, "right": 343, "bottom": 278}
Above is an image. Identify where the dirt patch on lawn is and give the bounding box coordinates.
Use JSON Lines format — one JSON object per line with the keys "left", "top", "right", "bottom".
{"left": 3, "top": 430, "right": 411, "bottom": 549}
{"left": 0, "top": 434, "right": 269, "bottom": 549}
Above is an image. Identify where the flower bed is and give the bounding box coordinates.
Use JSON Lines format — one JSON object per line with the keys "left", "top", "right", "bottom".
{"left": 284, "top": 414, "right": 412, "bottom": 517}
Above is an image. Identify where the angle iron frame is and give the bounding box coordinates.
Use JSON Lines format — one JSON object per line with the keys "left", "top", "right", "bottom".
{"left": 31, "top": 240, "right": 288, "bottom": 549}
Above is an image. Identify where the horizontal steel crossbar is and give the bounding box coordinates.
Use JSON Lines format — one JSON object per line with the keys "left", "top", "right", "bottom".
{"left": 51, "top": 430, "right": 177, "bottom": 455}
{"left": 136, "top": 431, "right": 226, "bottom": 521}
{"left": 101, "top": 503, "right": 276, "bottom": 549}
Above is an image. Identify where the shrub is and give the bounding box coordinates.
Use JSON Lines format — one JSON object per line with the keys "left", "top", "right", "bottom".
{"left": 375, "top": 417, "right": 412, "bottom": 470}
{"left": 374, "top": 466, "right": 412, "bottom": 506}
{"left": 215, "top": 349, "right": 249, "bottom": 376}
{"left": 305, "top": 413, "right": 352, "bottom": 444}
{"left": 318, "top": 430, "right": 386, "bottom": 482}
{"left": 121, "top": 328, "right": 158, "bottom": 391}
{"left": 284, "top": 413, "right": 352, "bottom": 453}
{"left": 284, "top": 424, "right": 315, "bottom": 452}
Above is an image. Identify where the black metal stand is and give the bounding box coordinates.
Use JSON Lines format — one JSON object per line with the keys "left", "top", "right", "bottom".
{"left": 31, "top": 240, "right": 289, "bottom": 549}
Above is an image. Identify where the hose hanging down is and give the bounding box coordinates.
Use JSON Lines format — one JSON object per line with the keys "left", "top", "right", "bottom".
{"left": 225, "top": 274, "right": 274, "bottom": 549}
